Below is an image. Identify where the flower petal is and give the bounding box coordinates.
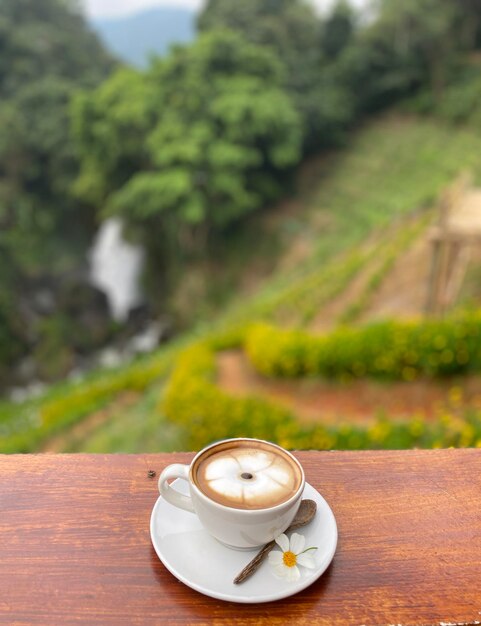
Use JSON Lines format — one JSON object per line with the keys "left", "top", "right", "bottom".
{"left": 286, "top": 565, "right": 300, "bottom": 582}
{"left": 275, "top": 534, "right": 289, "bottom": 552}
{"left": 296, "top": 552, "right": 317, "bottom": 569}
{"left": 290, "top": 533, "right": 305, "bottom": 555}
{"left": 268, "top": 551, "right": 283, "bottom": 565}
{"left": 272, "top": 564, "right": 289, "bottom": 579}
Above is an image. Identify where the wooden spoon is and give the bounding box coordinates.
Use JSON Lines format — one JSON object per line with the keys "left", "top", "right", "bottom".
{"left": 233, "top": 499, "right": 317, "bottom": 584}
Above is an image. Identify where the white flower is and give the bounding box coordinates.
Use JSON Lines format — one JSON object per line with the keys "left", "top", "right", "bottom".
{"left": 268, "top": 532, "right": 317, "bottom": 582}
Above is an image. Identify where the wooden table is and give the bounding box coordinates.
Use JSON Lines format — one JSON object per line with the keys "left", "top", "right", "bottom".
{"left": 1, "top": 450, "right": 480, "bottom": 625}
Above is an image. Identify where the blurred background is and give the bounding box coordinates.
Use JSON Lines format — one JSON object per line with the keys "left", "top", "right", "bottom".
{"left": 2, "top": 0, "right": 481, "bottom": 454}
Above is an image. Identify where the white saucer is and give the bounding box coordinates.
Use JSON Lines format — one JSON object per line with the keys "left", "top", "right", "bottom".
{"left": 150, "top": 480, "right": 337, "bottom": 603}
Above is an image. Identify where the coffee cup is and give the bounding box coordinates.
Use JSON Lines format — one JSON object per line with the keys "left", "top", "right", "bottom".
{"left": 158, "top": 437, "right": 305, "bottom": 550}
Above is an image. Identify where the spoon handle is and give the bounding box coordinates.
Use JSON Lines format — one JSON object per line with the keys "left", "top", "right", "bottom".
{"left": 233, "top": 540, "right": 275, "bottom": 584}
{"left": 233, "top": 518, "right": 309, "bottom": 585}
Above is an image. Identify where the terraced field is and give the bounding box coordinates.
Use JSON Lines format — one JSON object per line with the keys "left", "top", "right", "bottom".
{"left": 3, "top": 114, "right": 481, "bottom": 453}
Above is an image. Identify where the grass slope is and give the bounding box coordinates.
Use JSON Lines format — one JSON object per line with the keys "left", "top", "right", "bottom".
{"left": 3, "top": 114, "right": 481, "bottom": 453}
{"left": 204, "top": 115, "right": 481, "bottom": 328}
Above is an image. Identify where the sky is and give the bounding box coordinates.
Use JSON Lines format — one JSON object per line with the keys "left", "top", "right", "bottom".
{"left": 83, "top": 0, "right": 203, "bottom": 18}
{"left": 82, "top": 0, "right": 355, "bottom": 19}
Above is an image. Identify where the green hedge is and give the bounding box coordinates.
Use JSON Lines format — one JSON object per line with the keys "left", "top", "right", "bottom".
{"left": 161, "top": 341, "right": 481, "bottom": 451}
{"left": 245, "top": 314, "right": 481, "bottom": 381}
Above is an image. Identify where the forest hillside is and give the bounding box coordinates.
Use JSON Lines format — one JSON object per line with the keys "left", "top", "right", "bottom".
{"left": 2, "top": 0, "right": 481, "bottom": 453}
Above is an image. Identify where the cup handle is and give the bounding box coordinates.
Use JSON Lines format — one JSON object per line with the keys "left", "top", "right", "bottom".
{"left": 158, "top": 464, "right": 195, "bottom": 513}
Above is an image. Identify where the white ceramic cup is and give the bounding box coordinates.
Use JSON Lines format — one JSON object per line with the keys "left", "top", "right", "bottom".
{"left": 158, "top": 438, "right": 305, "bottom": 550}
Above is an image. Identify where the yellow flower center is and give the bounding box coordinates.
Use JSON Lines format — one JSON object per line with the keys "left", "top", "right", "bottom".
{"left": 283, "top": 551, "right": 297, "bottom": 568}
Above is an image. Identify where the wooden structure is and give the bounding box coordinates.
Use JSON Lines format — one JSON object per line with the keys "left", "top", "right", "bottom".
{"left": 1, "top": 450, "right": 481, "bottom": 625}
{"left": 426, "top": 172, "right": 481, "bottom": 314}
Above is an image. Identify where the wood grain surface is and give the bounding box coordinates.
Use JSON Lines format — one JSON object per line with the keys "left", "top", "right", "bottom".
{"left": 0, "top": 450, "right": 480, "bottom": 626}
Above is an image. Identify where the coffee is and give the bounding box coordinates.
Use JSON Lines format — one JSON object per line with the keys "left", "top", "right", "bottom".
{"left": 192, "top": 439, "right": 302, "bottom": 510}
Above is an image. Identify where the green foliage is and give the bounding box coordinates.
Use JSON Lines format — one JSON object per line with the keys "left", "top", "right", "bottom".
{"left": 198, "top": 0, "right": 355, "bottom": 150}
{"left": 406, "top": 64, "right": 481, "bottom": 129}
{"left": 0, "top": 351, "right": 173, "bottom": 453}
{"left": 0, "top": 308, "right": 25, "bottom": 381}
{"left": 33, "top": 314, "right": 76, "bottom": 381}
{"left": 71, "top": 67, "right": 152, "bottom": 205}
{"left": 456, "top": 0, "right": 481, "bottom": 49}
{"left": 0, "top": 250, "right": 26, "bottom": 377}
{"left": 74, "top": 30, "right": 301, "bottom": 260}
{"left": 198, "top": 1, "right": 321, "bottom": 81}
{"left": 162, "top": 344, "right": 299, "bottom": 449}
{"left": 0, "top": 0, "right": 113, "bottom": 94}
{"left": 321, "top": 1, "right": 356, "bottom": 60}
{"left": 375, "top": 0, "right": 457, "bottom": 93}
{"left": 0, "top": 0, "right": 114, "bottom": 222}
{"left": 336, "top": 0, "right": 481, "bottom": 115}
{"left": 65, "top": 385, "right": 185, "bottom": 453}
{"left": 196, "top": 0, "right": 481, "bottom": 144}
{"left": 245, "top": 313, "right": 481, "bottom": 381}
{"left": 0, "top": 0, "right": 114, "bottom": 377}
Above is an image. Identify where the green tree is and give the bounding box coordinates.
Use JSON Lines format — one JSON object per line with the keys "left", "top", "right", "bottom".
{"left": 0, "top": 0, "right": 111, "bottom": 95}
{"left": 0, "top": 0, "right": 114, "bottom": 382}
{"left": 0, "top": 0, "right": 114, "bottom": 264}
{"left": 73, "top": 31, "right": 302, "bottom": 260}
{"left": 321, "top": 0, "right": 356, "bottom": 60}
{"left": 374, "top": 0, "right": 458, "bottom": 97}
{"left": 72, "top": 68, "right": 152, "bottom": 206}
{"left": 198, "top": 0, "right": 348, "bottom": 151}
{"left": 335, "top": 0, "right": 463, "bottom": 115}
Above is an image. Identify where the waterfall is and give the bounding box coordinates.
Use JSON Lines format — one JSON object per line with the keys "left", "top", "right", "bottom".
{"left": 89, "top": 218, "right": 145, "bottom": 322}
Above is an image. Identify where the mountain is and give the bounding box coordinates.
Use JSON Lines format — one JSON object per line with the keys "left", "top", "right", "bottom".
{"left": 91, "top": 7, "right": 196, "bottom": 68}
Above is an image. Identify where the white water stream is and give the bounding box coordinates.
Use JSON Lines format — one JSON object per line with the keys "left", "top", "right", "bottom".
{"left": 89, "top": 218, "right": 145, "bottom": 322}
{"left": 7, "top": 219, "right": 153, "bottom": 401}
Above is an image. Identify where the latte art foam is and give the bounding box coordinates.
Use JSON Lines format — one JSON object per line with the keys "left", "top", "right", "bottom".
{"left": 193, "top": 442, "right": 302, "bottom": 510}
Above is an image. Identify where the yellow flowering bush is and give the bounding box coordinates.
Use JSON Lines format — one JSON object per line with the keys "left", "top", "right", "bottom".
{"left": 205, "top": 325, "right": 247, "bottom": 351}
{"left": 245, "top": 313, "right": 481, "bottom": 380}
{"left": 162, "top": 344, "right": 295, "bottom": 449}
{"left": 161, "top": 341, "right": 481, "bottom": 451}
